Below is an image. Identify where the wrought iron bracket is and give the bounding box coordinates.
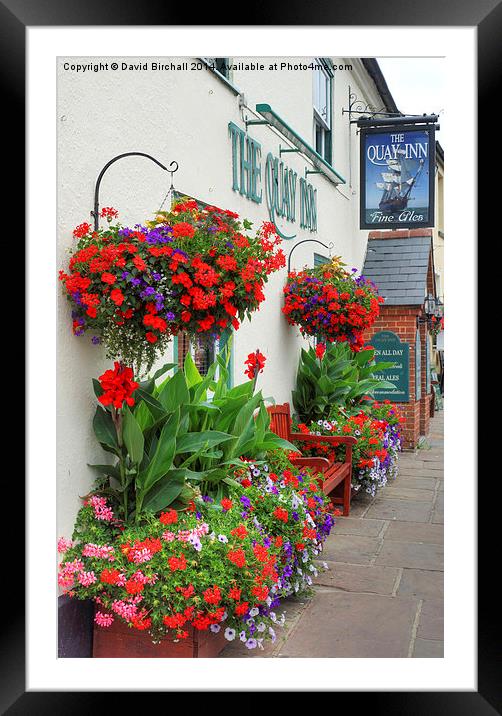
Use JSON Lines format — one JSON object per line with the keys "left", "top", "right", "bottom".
{"left": 287, "top": 239, "right": 334, "bottom": 273}
{"left": 91, "top": 152, "right": 178, "bottom": 231}
{"left": 341, "top": 85, "right": 394, "bottom": 124}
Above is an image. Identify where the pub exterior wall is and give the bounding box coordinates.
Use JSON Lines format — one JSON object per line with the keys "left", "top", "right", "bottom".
{"left": 57, "top": 56, "right": 395, "bottom": 540}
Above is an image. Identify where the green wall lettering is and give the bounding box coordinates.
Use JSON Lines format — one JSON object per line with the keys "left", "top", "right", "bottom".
{"left": 228, "top": 121, "right": 262, "bottom": 204}
{"left": 230, "top": 122, "right": 317, "bottom": 240}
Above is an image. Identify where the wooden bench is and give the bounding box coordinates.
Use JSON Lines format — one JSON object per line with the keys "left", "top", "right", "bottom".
{"left": 267, "top": 403, "right": 356, "bottom": 516}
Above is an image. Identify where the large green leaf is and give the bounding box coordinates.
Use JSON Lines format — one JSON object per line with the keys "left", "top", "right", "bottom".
{"left": 151, "top": 362, "right": 178, "bottom": 382}
{"left": 122, "top": 404, "right": 145, "bottom": 465}
{"left": 254, "top": 402, "right": 269, "bottom": 444}
{"left": 92, "top": 379, "right": 104, "bottom": 401}
{"left": 258, "top": 434, "right": 297, "bottom": 452}
{"left": 225, "top": 381, "right": 254, "bottom": 400}
{"left": 93, "top": 406, "right": 118, "bottom": 452}
{"left": 140, "top": 363, "right": 177, "bottom": 396}
{"left": 139, "top": 409, "right": 179, "bottom": 492}
{"left": 184, "top": 351, "right": 203, "bottom": 388}
{"left": 176, "top": 430, "right": 234, "bottom": 454}
{"left": 223, "top": 392, "right": 263, "bottom": 459}
{"left": 133, "top": 399, "right": 155, "bottom": 432}
{"left": 135, "top": 388, "right": 167, "bottom": 421}
{"left": 158, "top": 370, "right": 189, "bottom": 412}
{"left": 355, "top": 348, "right": 375, "bottom": 366}
{"left": 213, "top": 395, "right": 250, "bottom": 433}
{"left": 192, "top": 362, "right": 218, "bottom": 404}
{"left": 142, "top": 469, "right": 186, "bottom": 513}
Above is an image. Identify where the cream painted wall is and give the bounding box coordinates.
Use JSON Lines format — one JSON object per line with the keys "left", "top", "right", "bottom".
{"left": 57, "top": 56, "right": 384, "bottom": 540}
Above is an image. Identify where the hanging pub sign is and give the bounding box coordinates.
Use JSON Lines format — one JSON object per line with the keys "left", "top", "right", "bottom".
{"left": 359, "top": 123, "right": 435, "bottom": 230}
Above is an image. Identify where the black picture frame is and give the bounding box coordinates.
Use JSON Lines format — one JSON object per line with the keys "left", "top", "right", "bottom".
{"left": 5, "top": 0, "right": 487, "bottom": 711}
{"left": 359, "top": 124, "right": 436, "bottom": 231}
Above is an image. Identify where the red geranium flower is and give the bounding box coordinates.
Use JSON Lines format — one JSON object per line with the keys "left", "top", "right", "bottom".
{"left": 172, "top": 222, "right": 195, "bottom": 238}
{"left": 159, "top": 509, "right": 178, "bottom": 525}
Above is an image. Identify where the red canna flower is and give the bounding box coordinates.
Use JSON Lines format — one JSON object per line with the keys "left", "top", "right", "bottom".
{"left": 315, "top": 343, "right": 326, "bottom": 360}
{"left": 98, "top": 362, "right": 139, "bottom": 410}
{"left": 244, "top": 350, "right": 266, "bottom": 380}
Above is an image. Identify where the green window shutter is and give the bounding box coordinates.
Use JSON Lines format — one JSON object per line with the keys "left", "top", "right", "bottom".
{"left": 314, "top": 253, "right": 330, "bottom": 267}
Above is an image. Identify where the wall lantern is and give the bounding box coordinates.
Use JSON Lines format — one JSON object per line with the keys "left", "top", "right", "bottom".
{"left": 417, "top": 293, "right": 439, "bottom": 329}
{"left": 434, "top": 298, "right": 444, "bottom": 319}
{"left": 424, "top": 293, "right": 436, "bottom": 317}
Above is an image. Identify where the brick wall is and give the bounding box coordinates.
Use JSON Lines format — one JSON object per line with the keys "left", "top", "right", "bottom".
{"left": 365, "top": 306, "right": 419, "bottom": 450}
{"left": 365, "top": 304, "right": 433, "bottom": 450}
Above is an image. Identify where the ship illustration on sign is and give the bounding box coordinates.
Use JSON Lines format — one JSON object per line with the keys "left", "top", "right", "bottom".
{"left": 375, "top": 151, "right": 425, "bottom": 213}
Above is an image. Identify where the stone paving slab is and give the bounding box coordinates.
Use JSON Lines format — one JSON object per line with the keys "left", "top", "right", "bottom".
{"left": 279, "top": 591, "right": 419, "bottom": 658}
{"left": 413, "top": 638, "right": 444, "bottom": 657}
{"left": 420, "top": 454, "right": 444, "bottom": 462}
{"left": 431, "top": 509, "right": 444, "bottom": 524}
{"left": 347, "top": 494, "right": 375, "bottom": 517}
{"left": 417, "top": 599, "right": 443, "bottom": 640}
{"left": 391, "top": 476, "right": 438, "bottom": 490}
{"left": 383, "top": 485, "right": 435, "bottom": 502}
{"left": 365, "top": 498, "right": 432, "bottom": 523}
{"left": 397, "top": 468, "right": 444, "bottom": 479}
{"left": 407, "top": 462, "right": 443, "bottom": 471}
{"left": 321, "top": 534, "right": 381, "bottom": 564}
{"left": 314, "top": 561, "right": 399, "bottom": 595}
{"left": 385, "top": 521, "right": 443, "bottom": 544}
{"left": 398, "top": 569, "right": 444, "bottom": 600}
{"left": 330, "top": 516, "right": 385, "bottom": 537}
{"left": 375, "top": 541, "right": 443, "bottom": 571}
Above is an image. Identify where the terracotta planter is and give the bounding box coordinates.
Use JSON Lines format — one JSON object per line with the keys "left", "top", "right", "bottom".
{"left": 93, "top": 616, "right": 227, "bottom": 658}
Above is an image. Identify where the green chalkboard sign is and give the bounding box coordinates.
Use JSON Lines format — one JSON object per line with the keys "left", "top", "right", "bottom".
{"left": 370, "top": 331, "right": 410, "bottom": 403}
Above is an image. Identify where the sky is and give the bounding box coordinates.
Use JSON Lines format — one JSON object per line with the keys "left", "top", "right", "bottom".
{"left": 375, "top": 58, "right": 446, "bottom": 152}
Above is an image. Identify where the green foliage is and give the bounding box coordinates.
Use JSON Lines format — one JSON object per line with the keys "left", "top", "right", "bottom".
{"left": 292, "top": 342, "right": 396, "bottom": 423}
{"left": 90, "top": 338, "right": 295, "bottom": 524}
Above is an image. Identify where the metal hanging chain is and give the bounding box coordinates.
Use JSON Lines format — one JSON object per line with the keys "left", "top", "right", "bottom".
{"left": 157, "top": 161, "right": 179, "bottom": 213}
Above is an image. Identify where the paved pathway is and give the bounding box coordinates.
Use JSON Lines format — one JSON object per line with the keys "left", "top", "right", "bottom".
{"left": 220, "top": 411, "right": 444, "bottom": 658}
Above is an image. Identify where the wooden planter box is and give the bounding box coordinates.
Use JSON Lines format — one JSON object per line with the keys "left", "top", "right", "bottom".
{"left": 93, "top": 616, "right": 227, "bottom": 658}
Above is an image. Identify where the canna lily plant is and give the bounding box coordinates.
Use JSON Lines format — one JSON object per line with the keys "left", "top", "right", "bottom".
{"left": 292, "top": 341, "right": 396, "bottom": 424}
{"left": 89, "top": 340, "right": 296, "bottom": 523}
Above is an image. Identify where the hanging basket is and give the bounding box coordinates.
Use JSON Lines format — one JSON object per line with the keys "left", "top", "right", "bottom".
{"left": 282, "top": 257, "right": 384, "bottom": 351}
{"left": 59, "top": 201, "right": 285, "bottom": 373}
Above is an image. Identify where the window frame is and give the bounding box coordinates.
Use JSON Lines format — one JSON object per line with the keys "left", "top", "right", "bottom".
{"left": 312, "top": 58, "right": 334, "bottom": 165}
